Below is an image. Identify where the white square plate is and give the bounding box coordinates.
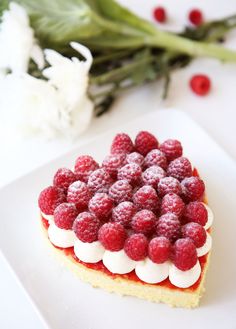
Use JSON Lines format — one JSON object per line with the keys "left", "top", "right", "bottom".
{"left": 1, "top": 109, "right": 236, "bottom": 329}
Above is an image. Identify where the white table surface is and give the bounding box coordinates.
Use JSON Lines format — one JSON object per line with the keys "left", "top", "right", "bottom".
{"left": 1, "top": 0, "right": 236, "bottom": 328}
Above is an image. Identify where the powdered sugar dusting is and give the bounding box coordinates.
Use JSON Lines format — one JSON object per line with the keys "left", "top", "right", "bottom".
{"left": 142, "top": 165, "right": 166, "bottom": 187}
{"left": 144, "top": 149, "right": 167, "bottom": 169}
{"left": 126, "top": 152, "right": 144, "bottom": 166}
{"left": 158, "top": 176, "right": 181, "bottom": 197}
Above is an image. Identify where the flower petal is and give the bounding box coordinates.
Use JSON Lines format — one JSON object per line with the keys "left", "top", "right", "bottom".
{"left": 0, "top": 2, "right": 44, "bottom": 73}
{"left": 70, "top": 41, "right": 93, "bottom": 70}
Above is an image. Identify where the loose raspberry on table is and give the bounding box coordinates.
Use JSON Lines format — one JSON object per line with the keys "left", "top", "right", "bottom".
{"left": 156, "top": 213, "right": 181, "bottom": 242}
{"left": 190, "top": 74, "right": 211, "bottom": 96}
{"left": 134, "top": 131, "right": 159, "bottom": 156}
{"left": 112, "top": 201, "right": 136, "bottom": 227}
{"left": 102, "top": 153, "right": 126, "bottom": 179}
{"left": 167, "top": 157, "right": 192, "bottom": 181}
{"left": 181, "top": 222, "right": 206, "bottom": 248}
{"left": 181, "top": 176, "right": 205, "bottom": 201}
{"left": 160, "top": 193, "right": 185, "bottom": 217}
{"left": 126, "top": 152, "right": 144, "bottom": 167}
{"left": 183, "top": 201, "right": 208, "bottom": 226}
{"left": 142, "top": 165, "right": 166, "bottom": 188}
{"left": 124, "top": 233, "right": 148, "bottom": 261}
{"left": 109, "top": 180, "right": 133, "bottom": 204}
{"left": 153, "top": 6, "right": 166, "bottom": 23}
{"left": 98, "top": 222, "right": 127, "bottom": 251}
{"left": 158, "top": 177, "right": 181, "bottom": 197}
{"left": 110, "top": 133, "right": 134, "bottom": 155}
{"left": 131, "top": 209, "right": 156, "bottom": 234}
{"left": 188, "top": 9, "right": 203, "bottom": 26}
{"left": 73, "top": 211, "right": 100, "bottom": 243}
{"left": 172, "top": 238, "right": 197, "bottom": 271}
{"left": 88, "top": 193, "right": 113, "bottom": 219}
{"left": 144, "top": 149, "right": 167, "bottom": 170}
{"left": 148, "top": 236, "right": 171, "bottom": 264}
{"left": 67, "top": 181, "right": 91, "bottom": 211}
{"left": 54, "top": 202, "right": 78, "bottom": 230}
{"left": 87, "top": 168, "right": 113, "bottom": 194}
{"left": 74, "top": 155, "right": 99, "bottom": 183}
{"left": 133, "top": 185, "right": 159, "bottom": 212}
{"left": 53, "top": 168, "right": 76, "bottom": 191}
{"left": 159, "top": 139, "right": 183, "bottom": 162}
{"left": 38, "top": 186, "right": 66, "bottom": 215}
{"left": 117, "top": 163, "right": 142, "bottom": 186}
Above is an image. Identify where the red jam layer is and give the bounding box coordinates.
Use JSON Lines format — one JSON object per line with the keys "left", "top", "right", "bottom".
{"left": 42, "top": 217, "right": 208, "bottom": 292}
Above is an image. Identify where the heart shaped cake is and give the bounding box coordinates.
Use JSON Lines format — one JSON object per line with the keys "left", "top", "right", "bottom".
{"left": 38, "top": 131, "right": 213, "bottom": 308}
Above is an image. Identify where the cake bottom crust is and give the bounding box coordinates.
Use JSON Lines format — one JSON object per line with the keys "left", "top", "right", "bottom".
{"left": 41, "top": 221, "right": 210, "bottom": 308}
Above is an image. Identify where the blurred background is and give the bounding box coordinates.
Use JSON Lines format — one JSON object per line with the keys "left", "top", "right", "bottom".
{"left": 0, "top": 1, "right": 236, "bottom": 328}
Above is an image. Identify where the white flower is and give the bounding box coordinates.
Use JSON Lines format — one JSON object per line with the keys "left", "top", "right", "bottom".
{"left": 43, "top": 42, "right": 92, "bottom": 110}
{"left": 0, "top": 42, "right": 94, "bottom": 139}
{"left": 0, "top": 2, "right": 44, "bottom": 73}
{"left": 0, "top": 73, "right": 62, "bottom": 138}
{"left": 42, "top": 42, "right": 94, "bottom": 137}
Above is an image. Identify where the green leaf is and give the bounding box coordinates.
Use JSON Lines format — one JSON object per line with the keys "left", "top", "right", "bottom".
{"left": 16, "top": 0, "right": 104, "bottom": 46}
{"left": 16, "top": 0, "right": 151, "bottom": 51}
{"left": 130, "top": 49, "right": 156, "bottom": 84}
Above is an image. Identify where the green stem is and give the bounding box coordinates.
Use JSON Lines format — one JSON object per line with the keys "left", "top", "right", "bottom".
{"left": 93, "top": 50, "right": 133, "bottom": 64}
{"left": 146, "top": 30, "right": 236, "bottom": 62}
{"left": 85, "top": 35, "right": 146, "bottom": 49}
{"left": 91, "top": 55, "right": 154, "bottom": 84}
{"left": 90, "top": 84, "right": 128, "bottom": 101}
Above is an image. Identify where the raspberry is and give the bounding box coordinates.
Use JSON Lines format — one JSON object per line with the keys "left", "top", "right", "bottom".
{"left": 112, "top": 201, "right": 136, "bottom": 227}
{"left": 38, "top": 186, "right": 66, "bottom": 215}
{"left": 183, "top": 201, "right": 208, "bottom": 226}
{"left": 110, "top": 133, "right": 134, "bottom": 155}
{"left": 148, "top": 237, "right": 171, "bottom": 264}
{"left": 98, "top": 222, "right": 127, "bottom": 251}
{"left": 131, "top": 209, "right": 156, "bottom": 234}
{"left": 144, "top": 149, "right": 167, "bottom": 169}
{"left": 142, "top": 165, "right": 166, "bottom": 188}
{"left": 159, "top": 139, "right": 183, "bottom": 162}
{"left": 188, "top": 9, "right": 203, "bottom": 26}
{"left": 172, "top": 238, "right": 197, "bottom": 271}
{"left": 134, "top": 131, "right": 159, "bottom": 156}
{"left": 53, "top": 168, "right": 76, "bottom": 191}
{"left": 74, "top": 155, "right": 99, "bottom": 182}
{"left": 156, "top": 213, "right": 181, "bottom": 242}
{"left": 181, "top": 176, "right": 205, "bottom": 201}
{"left": 167, "top": 157, "right": 192, "bottom": 181}
{"left": 73, "top": 212, "right": 100, "bottom": 243}
{"left": 109, "top": 180, "right": 133, "bottom": 204}
{"left": 67, "top": 181, "right": 91, "bottom": 211}
{"left": 153, "top": 6, "right": 166, "bottom": 23}
{"left": 117, "top": 163, "right": 142, "bottom": 186}
{"left": 54, "top": 203, "right": 78, "bottom": 230}
{"left": 161, "top": 193, "right": 185, "bottom": 217}
{"left": 133, "top": 185, "right": 159, "bottom": 212}
{"left": 158, "top": 177, "right": 181, "bottom": 197}
{"left": 102, "top": 153, "right": 126, "bottom": 179}
{"left": 190, "top": 74, "right": 211, "bottom": 96}
{"left": 124, "top": 233, "right": 148, "bottom": 261}
{"left": 181, "top": 222, "right": 207, "bottom": 248}
{"left": 126, "top": 152, "right": 144, "bottom": 167}
{"left": 88, "top": 193, "right": 113, "bottom": 219}
{"left": 87, "top": 168, "right": 113, "bottom": 194}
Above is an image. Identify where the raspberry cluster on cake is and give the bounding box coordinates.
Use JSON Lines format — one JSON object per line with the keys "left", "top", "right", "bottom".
{"left": 38, "top": 131, "right": 213, "bottom": 308}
